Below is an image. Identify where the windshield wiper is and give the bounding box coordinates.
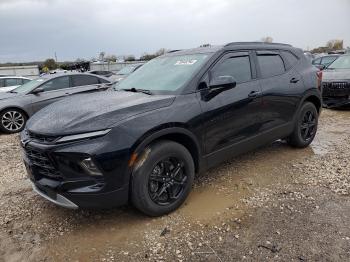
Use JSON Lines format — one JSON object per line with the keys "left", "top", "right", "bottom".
{"left": 9, "top": 90, "right": 17, "bottom": 93}
{"left": 121, "top": 88, "right": 153, "bottom": 95}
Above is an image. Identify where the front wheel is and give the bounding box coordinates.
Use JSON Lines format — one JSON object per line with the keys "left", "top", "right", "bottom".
{"left": 131, "top": 140, "right": 195, "bottom": 216}
{"left": 288, "top": 102, "right": 318, "bottom": 148}
{"left": 0, "top": 109, "right": 27, "bottom": 134}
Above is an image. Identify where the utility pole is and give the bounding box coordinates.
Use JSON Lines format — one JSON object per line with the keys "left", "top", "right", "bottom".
{"left": 54, "top": 52, "right": 58, "bottom": 62}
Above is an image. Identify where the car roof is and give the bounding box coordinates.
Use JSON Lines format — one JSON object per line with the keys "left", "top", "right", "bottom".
{"left": 38, "top": 72, "right": 111, "bottom": 81}
{"left": 164, "top": 42, "right": 298, "bottom": 57}
{"left": 0, "top": 76, "right": 31, "bottom": 79}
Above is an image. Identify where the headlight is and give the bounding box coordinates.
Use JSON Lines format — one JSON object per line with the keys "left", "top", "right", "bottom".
{"left": 56, "top": 129, "right": 111, "bottom": 144}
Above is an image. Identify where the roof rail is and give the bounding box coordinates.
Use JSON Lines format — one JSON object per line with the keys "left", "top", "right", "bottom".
{"left": 167, "top": 49, "right": 182, "bottom": 53}
{"left": 224, "top": 42, "right": 292, "bottom": 47}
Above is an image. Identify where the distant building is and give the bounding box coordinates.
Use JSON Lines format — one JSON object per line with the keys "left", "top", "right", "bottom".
{"left": 89, "top": 61, "right": 144, "bottom": 72}
{"left": 0, "top": 65, "right": 39, "bottom": 77}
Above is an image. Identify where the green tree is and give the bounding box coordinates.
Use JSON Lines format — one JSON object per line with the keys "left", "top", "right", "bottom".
{"left": 43, "top": 58, "right": 57, "bottom": 70}
{"left": 140, "top": 48, "right": 168, "bottom": 61}
{"left": 327, "top": 39, "right": 343, "bottom": 50}
{"left": 124, "top": 55, "right": 136, "bottom": 62}
{"left": 261, "top": 36, "right": 273, "bottom": 43}
{"left": 105, "top": 55, "right": 117, "bottom": 62}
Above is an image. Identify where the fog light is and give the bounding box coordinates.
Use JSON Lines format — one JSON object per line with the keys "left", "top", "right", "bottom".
{"left": 80, "top": 158, "right": 102, "bottom": 176}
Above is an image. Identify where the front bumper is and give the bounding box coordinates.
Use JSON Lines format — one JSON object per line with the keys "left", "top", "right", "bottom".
{"left": 21, "top": 130, "right": 134, "bottom": 209}
{"left": 32, "top": 183, "right": 78, "bottom": 209}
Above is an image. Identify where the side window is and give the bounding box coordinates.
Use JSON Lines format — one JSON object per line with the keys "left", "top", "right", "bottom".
{"left": 281, "top": 51, "right": 299, "bottom": 68}
{"left": 257, "top": 54, "right": 285, "bottom": 78}
{"left": 40, "top": 76, "right": 70, "bottom": 91}
{"left": 212, "top": 55, "right": 252, "bottom": 83}
{"left": 321, "top": 56, "right": 337, "bottom": 65}
{"left": 5, "top": 78, "right": 19, "bottom": 87}
{"left": 312, "top": 58, "right": 321, "bottom": 65}
{"left": 0, "top": 79, "right": 4, "bottom": 88}
{"left": 71, "top": 75, "right": 99, "bottom": 87}
{"left": 99, "top": 78, "right": 109, "bottom": 84}
{"left": 22, "top": 79, "right": 31, "bottom": 84}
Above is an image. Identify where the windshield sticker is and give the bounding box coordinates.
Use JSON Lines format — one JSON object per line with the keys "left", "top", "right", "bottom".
{"left": 175, "top": 60, "right": 198, "bottom": 66}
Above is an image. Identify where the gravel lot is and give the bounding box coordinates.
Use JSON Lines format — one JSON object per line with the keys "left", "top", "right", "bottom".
{"left": 1, "top": 109, "right": 350, "bottom": 261}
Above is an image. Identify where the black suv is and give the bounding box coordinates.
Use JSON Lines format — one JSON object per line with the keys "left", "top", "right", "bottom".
{"left": 21, "top": 42, "right": 322, "bottom": 216}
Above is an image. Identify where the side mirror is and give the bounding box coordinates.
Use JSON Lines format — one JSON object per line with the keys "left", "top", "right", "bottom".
{"left": 31, "top": 87, "right": 44, "bottom": 95}
{"left": 202, "top": 75, "right": 237, "bottom": 101}
{"left": 209, "top": 75, "right": 237, "bottom": 90}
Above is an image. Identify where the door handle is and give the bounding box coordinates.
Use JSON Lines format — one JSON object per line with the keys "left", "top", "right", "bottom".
{"left": 290, "top": 77, "right": 300, "bottom": 83}
{"left": 64, "top": 92, "right": 70, "bottom": 96}
{"left": 248, "top": 91, "right": 262, "bottom": 98}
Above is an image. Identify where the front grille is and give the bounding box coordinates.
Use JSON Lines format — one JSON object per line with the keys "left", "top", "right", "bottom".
{"left": 27, "top": 131, "right": 59, "bottom": 144}
{"left": 323, "top": 81, "right": 350, "bottom": 97}
{"left": 323, "top": 82, "right": 350, "bottom": 90}
{"left": 25, "top": 147, "right": 62, "bottom": 180}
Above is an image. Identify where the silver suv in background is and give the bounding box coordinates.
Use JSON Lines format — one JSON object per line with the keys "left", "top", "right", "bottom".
{"left": 0, "top": 73, "right": 111, "bottom": 133}
{"left": 322, "top": 55, "right": 350, "bottom": 108}
{"left": 0, "top": 76, "right": 31, "bottom": 93}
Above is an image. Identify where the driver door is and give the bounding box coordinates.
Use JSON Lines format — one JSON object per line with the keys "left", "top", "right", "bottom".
{"left": 199, "top": 51, "right": 263, "bottom": 166}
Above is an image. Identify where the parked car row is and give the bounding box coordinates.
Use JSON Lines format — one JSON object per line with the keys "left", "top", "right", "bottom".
{"left": 0, "top": 73, "right": 111, "bottom": 133}
{"left": 0, "top": 76, "right": 31, "bottom": 93}
{"left": 89, "top": 64, "right": 143, "bottom": 82}
{"left": 17, "top": 42, "right": 323, "bottom": 216}
{"left": 312, "top": 54, "right": 340, "bottom": 70}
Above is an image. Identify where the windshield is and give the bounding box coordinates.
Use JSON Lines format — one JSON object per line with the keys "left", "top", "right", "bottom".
{"left": 328, "top": 56, "right": 350, "bottom": 69}
{"left": 12, "top": 78, "right": 45, "bottom": 93}
{"left": 114, "top": 54, "right": 210, "bottom": 94}
{"left": 117, "top": 66, "right": 138, "bottom": 75}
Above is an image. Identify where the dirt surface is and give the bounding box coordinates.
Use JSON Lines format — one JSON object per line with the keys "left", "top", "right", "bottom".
{"left": 1, "top": 109, "right": 350, "bottom": 262}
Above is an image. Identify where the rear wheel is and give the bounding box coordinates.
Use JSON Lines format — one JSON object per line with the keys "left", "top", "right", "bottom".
{"left": 288, "top": 102, "right": 318, "bottom": 148}
{"left": 131, "top": 140, "right": 195, "bottom": 216}
{"left": 0, "top": 109, "right": 27, "bottom": 134}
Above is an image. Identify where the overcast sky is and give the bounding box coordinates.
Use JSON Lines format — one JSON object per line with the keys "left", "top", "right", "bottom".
{"left": 0, "top": 0, "right": 349, "bottom": 62}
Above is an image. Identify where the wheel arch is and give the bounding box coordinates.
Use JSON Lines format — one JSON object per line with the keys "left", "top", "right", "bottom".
{"left": 131, "top": 126, "right": 202, "bottom": 174}
{"left": 303, "top": 94, "right": 322, "bottom": 113}
{"left": 294, "top": 90, "right": 322, "bottom": 122}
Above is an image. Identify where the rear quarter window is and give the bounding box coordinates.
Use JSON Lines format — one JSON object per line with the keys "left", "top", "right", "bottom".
{"left": 257, "top": 54, "right": 286, "bottom": 78}
{"left": 281, "top": 51, "right": 299, "bottom": 69}
{"left": 71, "top": 75, "right": 99, "bottom": 87}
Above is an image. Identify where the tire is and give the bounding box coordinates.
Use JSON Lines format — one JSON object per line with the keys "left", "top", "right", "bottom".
{"left": 288, "top": 102, "right": 318, "bottom": 148}
{"left": 0, "top": 108, "right": 27, "bottom": 134}
{"left": 131, "top": 140, "right": 195, "bottom": 217}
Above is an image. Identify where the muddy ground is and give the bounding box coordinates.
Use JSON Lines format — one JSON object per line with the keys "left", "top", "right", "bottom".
{"left": 0, "top": 109, "right": 350, "bottom": 262}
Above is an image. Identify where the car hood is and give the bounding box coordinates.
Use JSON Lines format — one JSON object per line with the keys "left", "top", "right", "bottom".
{"left": 26, "top": 91, "right": 175, "bottom": 136}
{"left": 0, "top": 92, "right": 22, "bottom": 101}
{"left": 323, "top": 69, "right": 350, "bottom": 81}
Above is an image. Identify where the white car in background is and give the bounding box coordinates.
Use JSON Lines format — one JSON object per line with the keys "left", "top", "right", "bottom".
{"left": 0, "top": 76, "right": 31, "bottom": 93}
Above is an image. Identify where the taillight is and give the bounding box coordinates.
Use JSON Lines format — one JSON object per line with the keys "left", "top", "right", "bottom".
{"left": 316, "top": 70, "right": 323, "bottom": 91}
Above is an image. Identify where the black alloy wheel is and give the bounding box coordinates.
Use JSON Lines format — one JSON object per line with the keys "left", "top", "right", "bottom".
{"left": 131, "top": 140, "right": 195, "bottom": 216}
{"left": 148, "top": 157, "right": 188, "bottom": 206}
{"left": 288, "top": 102, "right": 318, "bottom": 148}
{"left": 300, "top": 110, "right": 317, "bottom": 142}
